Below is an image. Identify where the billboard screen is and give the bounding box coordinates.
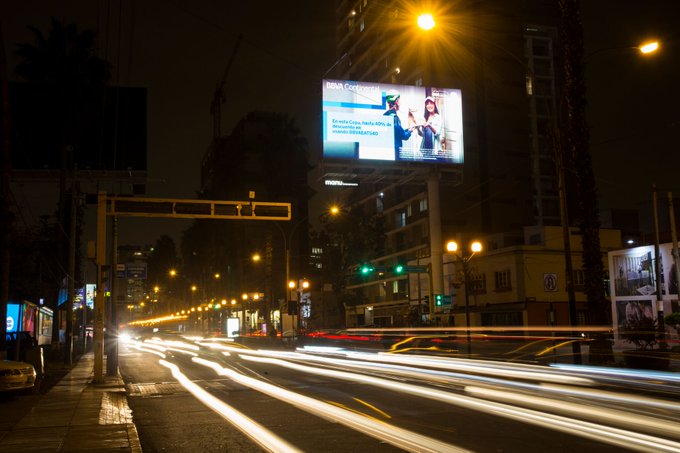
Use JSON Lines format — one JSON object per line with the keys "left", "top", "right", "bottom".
{"left": 322, "top": 80, "right": 463, "bottom": 164}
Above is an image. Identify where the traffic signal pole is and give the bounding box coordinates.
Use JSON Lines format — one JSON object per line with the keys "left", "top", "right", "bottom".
{"left": 427, "top": 172, "right": 443, "bottom": 325}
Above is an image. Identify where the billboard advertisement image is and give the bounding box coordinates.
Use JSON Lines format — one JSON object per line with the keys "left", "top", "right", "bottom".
{"left": 322, "top": 79, "right": 463, "bottom": 164}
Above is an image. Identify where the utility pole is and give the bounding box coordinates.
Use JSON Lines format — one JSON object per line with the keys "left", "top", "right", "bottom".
{"left": 0, "top": 23, "right": 12, "bottom": 359}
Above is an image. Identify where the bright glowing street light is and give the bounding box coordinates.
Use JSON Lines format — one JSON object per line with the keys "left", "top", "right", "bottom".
{"left": 639, "top": 41, "right": 659, "bottom": 54}
{"left": 445, "top": 239, "right": 483, "bottom": 357}
{"left": 417, "top": 13, "right": 435, "bottom": 31}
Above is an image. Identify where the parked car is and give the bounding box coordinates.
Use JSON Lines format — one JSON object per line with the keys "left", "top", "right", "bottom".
{"left": 0, "top": 360, "right": 37, "bottom": 393}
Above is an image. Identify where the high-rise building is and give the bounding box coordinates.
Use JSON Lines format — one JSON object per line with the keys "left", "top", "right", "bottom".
{"left": 312, "top": 1, "right": 564, "bottom": 326}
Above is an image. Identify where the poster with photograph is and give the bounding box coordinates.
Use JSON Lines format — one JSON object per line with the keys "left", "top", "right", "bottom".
{"left": 322, "top": 79, "right": 464, "bottom": 164}
{"left": 616, "top": 299, "right": 655, "bottom": 331}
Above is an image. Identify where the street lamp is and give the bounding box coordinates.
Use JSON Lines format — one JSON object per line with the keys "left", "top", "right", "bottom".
{"left": 446, "top": 240, "right": 482, "bottom": 357}
{"left": 417, "top": 13, "right": 435, "bottom": 31}
{"left": 289, "top": 279, "right": 310, "bottom": 337}
{"left": 241, "top": 293, "right": 248, "bottom": 335}
{"left": 639, "top": 40, "right": 659, "bottom": 55}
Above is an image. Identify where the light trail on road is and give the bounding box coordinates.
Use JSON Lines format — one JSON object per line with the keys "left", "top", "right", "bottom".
{"left": 125, "top": 336, "right": 680, "bottom": 453}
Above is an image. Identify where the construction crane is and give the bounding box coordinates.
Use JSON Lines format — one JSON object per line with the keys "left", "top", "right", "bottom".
{"left": 210, "top": 34, "right": 242, "bottom": 138}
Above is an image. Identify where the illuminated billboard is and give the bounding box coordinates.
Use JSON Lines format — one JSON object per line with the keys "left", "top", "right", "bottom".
{"left": 322, "top": 79, "right": 463, "bottom": 164}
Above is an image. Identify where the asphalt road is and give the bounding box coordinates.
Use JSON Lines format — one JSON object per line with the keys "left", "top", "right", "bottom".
{"left": 118, "top": 335, "right": 680, "bottom": 452}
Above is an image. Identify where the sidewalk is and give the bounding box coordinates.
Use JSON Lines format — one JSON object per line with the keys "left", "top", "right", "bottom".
{"left": 0, "top": 353, "right": 141, "bottom": 452}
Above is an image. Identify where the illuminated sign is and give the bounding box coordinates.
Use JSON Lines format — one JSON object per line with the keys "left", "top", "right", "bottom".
{"left": 322, "top": 79, "right": 463, "bottom": 164}
{"left": 6, "top": 303, "right": 20, "bottom": 333}
{"left": 226, "top": 318, "right": 240, "bottom": 338}
{"left": 86, "top": 284, "right": 96, "bottom": 309}
{"left": 324, "top": 179, "right": 358, "bottom": 187}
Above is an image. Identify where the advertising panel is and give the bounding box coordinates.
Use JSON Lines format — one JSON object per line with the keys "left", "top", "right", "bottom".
{"left": 6, "top": 303, "right": 20, "bottom": 333}
{"left": 86, "top": 284, "right": 96, "bottom": 309}
{"left": 322, "top": 79, "right": 463, "bottom": 164}
{"left": 226, "top": 318, "right": 240, "bottom": 338}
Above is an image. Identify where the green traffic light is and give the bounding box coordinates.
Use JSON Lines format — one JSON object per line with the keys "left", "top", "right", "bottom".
{"left": 360, "top": 265, "right": 373, "bottom": 274}
{"left": 435, "top": 294, "right": 443, "bottom": 306}
{"left": 394, "top": 264, "right": 404, "bottom": 274}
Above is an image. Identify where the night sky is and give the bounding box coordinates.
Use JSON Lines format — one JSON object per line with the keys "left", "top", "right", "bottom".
{"left": 2, "top": 1, "right": 679, "bottom": 247}
{"left": 2, "top": 0, "right": 335, "bottom": 246}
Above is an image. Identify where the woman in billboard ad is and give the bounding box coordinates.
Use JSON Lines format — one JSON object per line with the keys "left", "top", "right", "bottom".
{"left": 417, "top": 96, "right": 443, "bottom": 158}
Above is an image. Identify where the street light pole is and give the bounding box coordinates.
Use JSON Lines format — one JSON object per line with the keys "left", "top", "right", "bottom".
{"left": 446, "top": 240, "right": 482, "bottom": 358}
{"left": 274, "top": 217, "right": 307, "bottom": 335}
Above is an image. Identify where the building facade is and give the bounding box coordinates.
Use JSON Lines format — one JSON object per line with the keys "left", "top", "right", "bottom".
{"left": 315, "top": 1, "right": 570, "bottom": 326}
{"left": 345, "top": 226, "right": 622, "bottom": 328}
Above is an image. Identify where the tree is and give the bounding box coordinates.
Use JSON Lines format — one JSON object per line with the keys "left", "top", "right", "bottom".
{"left": 147, "top": 235, "right": 179, "bottom": 286}
{"left": 313, "top": 204, "right": 386, "bottom": 324}
{"left": 559, "top": 0, "right": 607, "bottom": 324}
{"left": 188, "top": 111, "right": 310, "bottom": 308}
{"left": 14, "top": 17, "right": 111, "bottom": 358}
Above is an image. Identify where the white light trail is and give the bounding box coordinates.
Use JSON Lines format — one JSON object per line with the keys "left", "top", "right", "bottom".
{"left": 192, "top": 357, "right": 469, "bottom": 453}
{"left": 237, "top": 354, "right": 680, "bottom": 452}
{"left": 550, "top": 363, "right": 680, "bottom": 384}
{"left": 539, "top": 383, "right": 680, "bottom": 412}
{"left": 464, "top": 386, "right": 680, "bottom": 439}
{"left": 158, "top": 359, "right": 300, "bottom": 453}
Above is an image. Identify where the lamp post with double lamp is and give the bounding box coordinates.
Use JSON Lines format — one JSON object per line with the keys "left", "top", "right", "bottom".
{"left": 288, "top": 279, "right": 310, "bottom": 337}
{"left": 446, "top": 240, "right": 482, "bottom": 357}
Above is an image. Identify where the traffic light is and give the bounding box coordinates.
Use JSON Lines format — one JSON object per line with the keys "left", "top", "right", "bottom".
{"left": 359, "top": 264, "right": 374, "bottom": 275}
{"left": 393, "top": 264, "right": 405, "bottom": 274}
{"left": 435, "top": 294, "right": 443, "bottom": 306}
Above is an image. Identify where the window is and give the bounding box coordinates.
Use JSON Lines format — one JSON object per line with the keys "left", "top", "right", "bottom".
{"left": 419, "top": 198, "right": 428, "bottom": 212}
{"left": 494, "top": 269, "right": 512, "bottom": 291}
{"left": 395, "top": 211, "right": 406, "bottom": 228}
{"left": 392, "top": 281, "right": 399, "bottom": 293}
{"left": 573, "top": 269, "right": 585, "bottom": 286}
{"left": 407, "top": 204, "right": 412, "bottom": 217}
{"left": 469, "top": 273, "right": 486, "bottom": 294}
{"left": 359, "top": 19, "right": 365, "bottom": 32}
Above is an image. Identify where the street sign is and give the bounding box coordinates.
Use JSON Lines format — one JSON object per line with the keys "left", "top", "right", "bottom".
{"left": 543, "top": 273, "right": 558, "bottom": 292}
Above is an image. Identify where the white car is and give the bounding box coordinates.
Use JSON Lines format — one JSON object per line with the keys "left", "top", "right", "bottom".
{"left": 0, "top": 360, "right": 37, "bottom": 392}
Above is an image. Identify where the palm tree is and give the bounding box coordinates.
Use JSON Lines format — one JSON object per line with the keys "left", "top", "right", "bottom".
{"left": 14, "top": 17, "right": 111, "bottom": 357}
{"left": 559, "top": 0, "right": 607, "bottom": 324}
